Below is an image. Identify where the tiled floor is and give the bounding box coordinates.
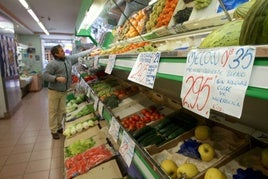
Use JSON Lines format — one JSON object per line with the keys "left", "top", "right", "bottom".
{"left": 0, "top": 88, "right": 65, "bottom": 179}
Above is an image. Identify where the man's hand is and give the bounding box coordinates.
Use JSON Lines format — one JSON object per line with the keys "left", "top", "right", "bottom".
{"left": 56, "top": 76, "right": 67, "bottom": 83}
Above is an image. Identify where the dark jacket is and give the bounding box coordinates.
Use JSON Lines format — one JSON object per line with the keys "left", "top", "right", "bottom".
{"left": 43, "top": 50, "right": 90, "bottom": 92}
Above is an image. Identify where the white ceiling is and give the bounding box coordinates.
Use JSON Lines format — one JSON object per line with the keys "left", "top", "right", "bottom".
{"left": 0, "top": 0, "right": 83, "bottom": 40}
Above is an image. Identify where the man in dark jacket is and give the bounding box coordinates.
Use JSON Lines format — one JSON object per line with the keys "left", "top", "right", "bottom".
{"left": 43, "top": 45, "right": 91, "bottom": 139}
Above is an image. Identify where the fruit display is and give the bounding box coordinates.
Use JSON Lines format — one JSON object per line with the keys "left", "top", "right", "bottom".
{"left": 100, "top": 41, "right": 151, "bottom": 55}
{"left": 65, "top": 137, "right": 96, "bottom": 157}
{"left": 219, "top": 147, "right": 268, "bottom": 178}
{"left": 145, "top": 0, "right": 166, "bottom": 32}
{"left": 173, "top": 7, "right": 193, "bottom": 24}
{"left": 198, "top": 143, "right": 215, "bottom": 162}
{"left": 193, "top": 0, "right": 212, "bottom": 10}
{"left": 65, "top": 144, "right": 114, "bottom": 179}
{"left": 160, "top": 159, "right": 178, "bottom": 179}
{"left": 151, "top": 125, "right": 250, "bottom": 178}
{"left": 233, "top": 0, "right": 256, "bottom": 19}
{"left": 239, "top": 0, "right": 268, "bottom": 45}
{"left": 194, "top": 125, "right": 211, "bottom": 141}
{"left": 155, "top": 0, "right": 179, "bottom": 28}
{"left": 199, "top": 19, "right": 243, "bottom": 48}
{"left": 132, "top": 112, "right": 197, "bottom": 147}
{"left": 177, "top": 163, "right": 199, "bottom": 178}
{"left": 204, "top": 167, "right": 226, "bottom": 179}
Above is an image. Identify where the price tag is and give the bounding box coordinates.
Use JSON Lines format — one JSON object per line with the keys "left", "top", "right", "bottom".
{"left": 181, "top": 46, "right": 256, "bottom": 118}
{"left": 98, "top": 101, "right": 104, "bottom": 118}
{"left": 119, "top": 131, "right": 135, "bottom": 167}
{"left": 108, "top": 117, "right": 120, "bottom": 142}
{"left": 105, "top": 54, "right": 116, "bottom": 74}
{"left": 86, "top": 86, "right": 91, "bottom": 98}
{"left": 128, "top": 52, "right": 161, "bottom": 89}
{"left": 93, "top": 95, "right": 99, "bottom": 111}
{"left": 94, "top": 55, "right": 99, "bottom": 69}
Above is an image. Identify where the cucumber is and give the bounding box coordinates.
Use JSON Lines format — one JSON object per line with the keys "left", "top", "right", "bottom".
{"left": 166, "top": 128, "right": 186, "bottom": 140}
{"left": 140, "top": 134, "right": 164, "bottom": 147}
{"left": 153, "top": 118, "right": 171, "bottom": 130}
{"left": 132, "top": 126, "right": 154, "bottom": 139}
{"left": 158, "top": 123, "right": 177, "bottom": 134}
{"left": 161, "top": 125, "right": 182, "bottom": 138}
{"left": 136, "top": 131, "right": 157, "bottom": 143}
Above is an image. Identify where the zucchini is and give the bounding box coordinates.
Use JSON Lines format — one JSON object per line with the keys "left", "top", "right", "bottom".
{"left": 153, "top": 118, "right": 171, "bottom": 130}
{"left": 132, "top": 126, "right": 154, "bottom": 139}
{"left": 158, "top": 123, "right": 177, "bottom": 134}
{"left": 140, "top": 134, "right": 164, "bottom": 147}
{"left": 161, "top": 125, "right": 182, "bottom": 138}
{"left": 136, "top": 131, "right": 157, "bottom": 143}
{"left": 166, "top": 128, "right": 186, "bottom": 140}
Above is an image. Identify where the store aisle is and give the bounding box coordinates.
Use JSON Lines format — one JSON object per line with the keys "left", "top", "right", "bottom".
{"left": 0, "top": 88, "right": 65, "bottom": 179}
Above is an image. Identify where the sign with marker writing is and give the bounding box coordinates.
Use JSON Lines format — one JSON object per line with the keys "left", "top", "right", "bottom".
{"left": 181, "top": 46, "right": 256, "bottom": 118}
{"left": 128, "top": 52, "right": 161, "bottom": 89}
{"left": 94, "top": 55, "right": 99, "bottom": 69}
{"left": 108, "top": 117, "right": 120, "bottom": 143}
{"left": 105, "top": 54, "right": 116, "bottom": 74}
{"left": 119, "top": 131, "right": 135, "bottom": 167}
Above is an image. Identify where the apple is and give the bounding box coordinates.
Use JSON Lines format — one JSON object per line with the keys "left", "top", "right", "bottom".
{"left": 198, "top": 143, "right": 215, "bottom": 162}
{"left": 161, "top": 159, "right": 178, "bottom": 179}
{"left": 177, "top": 163, "right": 199, "bottom": 179}
{"left": 204, "top": 168, "right": 226, "bottom": 179}
{"left": 261, "top": 148, "right": 268, "bottom": 168}
{"left": 195, "top": 125, "right": 210, "bottom": 140}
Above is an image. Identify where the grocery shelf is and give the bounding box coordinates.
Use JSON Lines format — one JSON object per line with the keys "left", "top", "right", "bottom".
{"left": 97, "top": 47, "right": 268, "bottom": 100}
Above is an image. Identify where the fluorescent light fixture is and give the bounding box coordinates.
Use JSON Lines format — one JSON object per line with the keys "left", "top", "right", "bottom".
{"left": 18, "top": 0, "right": 49, "bottom": 35}
{"left": 78, "top": 0, "right": 106, "bottom": 33}
{"left": 38, "top": 22, "right": 49, "bottom": 35}
{"left": 27, "top": 9, "right": 39, "bottom": 23}
{"left": 18, "top": 0, "right": 29, "bottom": 9}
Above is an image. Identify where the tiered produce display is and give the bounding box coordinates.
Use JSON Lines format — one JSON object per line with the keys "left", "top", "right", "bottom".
{"left": 63, "top": 1, "right": 268, "bottom": 177}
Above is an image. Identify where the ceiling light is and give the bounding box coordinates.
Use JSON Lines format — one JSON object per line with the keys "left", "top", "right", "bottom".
{"left": 18, "top": 0, "right": 29, "bottom": 9}
{"left": 78, "top": 0, "right": 106, "bottom": 33}
{"left": 27, "top": 9, "right": 39, "bottom": 23}
{"left": 18, "top": 0, "right": 49, "bottom": 35}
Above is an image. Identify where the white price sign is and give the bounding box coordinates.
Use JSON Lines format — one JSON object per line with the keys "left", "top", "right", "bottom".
{"left": 128, "top": 52, "right": 161, "bottom": 89}
{"left": 181, "top": 46, "right": 256, "bottom": 118}
{"left": 94, "top": 55, "right": 99, "bottom": 69}
{"left": 108, "top": 117, "right": 120, "bottom": 142}
{"left": 93, "top": 95, "right": 99, "bottom": 111}
{"left": 119, "top": 131, "right": 135, "bottom": 167}
{"left": 105, "top": 54, "right": 116, "bottom": 74}
{"left": 98, "top": 101, "right": 104, "bottom": 118}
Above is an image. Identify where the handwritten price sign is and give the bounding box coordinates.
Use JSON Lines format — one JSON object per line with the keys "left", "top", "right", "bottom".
{"left": 119, "top": 131, "right": 135, "bottom": 167}
{"left": 108, "top": 117, "right": 120, "bottom": 142}
{"left": 128, "top": 52, "right": 161, "bottom": 89}
{"left": 105, "top": 54, "right": 116, "bottom": 74}
{"left": 181, "top": 46, "right": 256, "bottom": 118}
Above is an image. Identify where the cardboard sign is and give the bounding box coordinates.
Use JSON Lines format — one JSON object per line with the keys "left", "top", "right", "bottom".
{"left": 105, "top": 54, "right": 116, "bottom": 74}
{"left": 181, "top": 46, "right": 256, "bottom": 118}
{"left": 128, "top": 52, "right": 161, "bottom": 89}
{"left": 119, "top": 131, "right": 135, "bottom": 167}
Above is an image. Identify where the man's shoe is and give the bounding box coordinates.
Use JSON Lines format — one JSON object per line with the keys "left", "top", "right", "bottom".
{"left": 52, "top": 133, "right": 60, "bottom": 140}
{"left": 57, "top": 128, "right": 63, "bottom": 134}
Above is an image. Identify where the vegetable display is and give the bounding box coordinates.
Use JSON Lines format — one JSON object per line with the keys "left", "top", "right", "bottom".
{"left": 239, "top": 0, "right": 268, "bottom": 45}
{"left": 65, "top": 144, "right": 114, "bottom": 179}
{"left": 66, "top": 104, "right": 95, "bottom": 122}
{"left": 63, "top": 117, "right": 97, "bottom": 138}
{"left": 65, "top": 137, "right": 96, "bottom": 157}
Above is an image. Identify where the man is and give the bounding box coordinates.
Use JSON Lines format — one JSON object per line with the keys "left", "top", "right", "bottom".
{"left": 43, "top": 45, "right": 91, "bottom": 139}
